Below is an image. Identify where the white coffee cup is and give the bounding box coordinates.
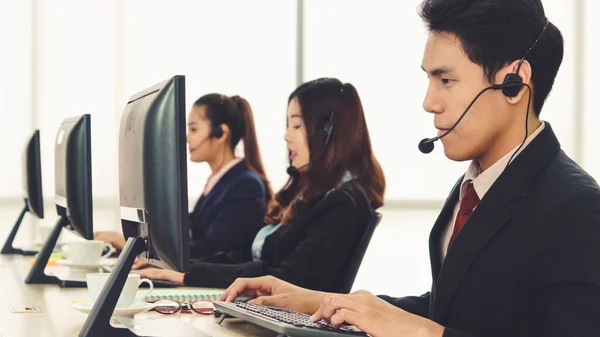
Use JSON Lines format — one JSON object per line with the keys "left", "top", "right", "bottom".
{"left": 86, "top": 273, "right": 154, "bottom": 309}
{"left": 67, "top": 240, "right": 114, "bottom": 265}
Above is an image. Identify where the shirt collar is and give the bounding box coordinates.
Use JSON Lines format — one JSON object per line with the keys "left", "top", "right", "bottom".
{"left": 203, "top": 158, "right": 243, "bottom": 196}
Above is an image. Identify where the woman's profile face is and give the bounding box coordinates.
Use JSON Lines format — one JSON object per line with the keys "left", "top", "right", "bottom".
{"left": 187, "top": 105, "right": 217, "bottom": 163}
{"left": 284, "top": 98, "right": 310, "bottom": 168}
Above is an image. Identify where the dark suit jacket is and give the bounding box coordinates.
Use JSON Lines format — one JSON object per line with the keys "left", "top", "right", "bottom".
{"left": 183, "top": 181, "right": 372, "bottom": 293}
{"left": 188, "top": 161, "right": 267, "bottom": 259}
{"left": 382, "top": 123, "right": 600, "bottom": 337}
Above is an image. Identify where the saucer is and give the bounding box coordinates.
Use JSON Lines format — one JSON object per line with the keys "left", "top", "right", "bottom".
{"left": 57, "top": 259, "right": 113, "bottom": 270}
{"left": 71, "top": 301, "right": 155, "bottom": 316}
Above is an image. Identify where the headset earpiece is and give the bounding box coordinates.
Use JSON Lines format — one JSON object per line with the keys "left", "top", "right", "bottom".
{"left": 211, "top": 125, "right": 224, "bottom": 139}
{"left": 501, "top": 73, "right": 524, "bottom": 98}
{"left": 323, "top": 86, "right": 345, "bottom": 145}
{"left": 499, "top": 18, "right": 549, "bottom": 98}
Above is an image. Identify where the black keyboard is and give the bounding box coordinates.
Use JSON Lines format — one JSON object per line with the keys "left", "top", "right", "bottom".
{"left": 213, "top": 301, "right": 368, "bottom": 337}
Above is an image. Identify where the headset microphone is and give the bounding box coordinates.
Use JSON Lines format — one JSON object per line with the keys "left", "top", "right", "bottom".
{"left": 286, "top": 165, "right": 300, "bottom": 179}
{"left": 286, "top": 138, "right": 334, "bottom": 179}
{"left": 418, "top": 138, "right": 435, "bottom": 154}
{"left": 286, "top": 151, "right": 325, "bottom": 179}
{"left": 418, "top": 84, "right": 510, "bottom": 154}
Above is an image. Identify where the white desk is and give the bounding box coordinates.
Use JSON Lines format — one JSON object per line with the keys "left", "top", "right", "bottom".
{"left": 0, "top": 255, "right": 275, "bottom": 337}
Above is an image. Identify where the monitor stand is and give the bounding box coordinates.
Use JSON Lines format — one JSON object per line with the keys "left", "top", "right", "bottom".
{"left": 78, "top": 237, "right": 203, "bottom": 337}
{"left": 24, "top": 215, "right": 69, "bottom": 284}
{"left": 1, "top": 200, "right": 38, "bottom": 256}
{"left": 78, "top": 236, "right": 145, "bottom": 337}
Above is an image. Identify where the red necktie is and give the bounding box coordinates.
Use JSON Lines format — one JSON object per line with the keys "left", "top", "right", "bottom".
{"left": 449, "top": 181, "right": 480, "bottom": 245}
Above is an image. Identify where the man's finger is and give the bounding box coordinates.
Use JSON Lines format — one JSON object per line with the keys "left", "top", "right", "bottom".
{"left": 310, "top": 295, "right": 364, "bottom": 322}
{"left": 224, "top": 279, "right": 260, "bottom": 302}
{"left": 249, "top": 294, "right": 287, "bottom": 307}
{"left": 329, "top": 308, "right": 362, "bottom": 328}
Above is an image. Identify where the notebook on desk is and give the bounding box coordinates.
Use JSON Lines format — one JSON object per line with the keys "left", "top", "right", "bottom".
{"left": 145, "top": 289, "right": 223, "bottom": 302}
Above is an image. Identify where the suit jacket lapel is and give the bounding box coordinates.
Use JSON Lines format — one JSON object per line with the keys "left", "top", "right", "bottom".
{"left": 428, "top": 177, "right": 461, "bottom": 318}
{"left": 430, "top": 122, "right": 562, "bottom": 322}
{"left": 192, "top": 194, "right": 214, "bottom": 223}
{"left": 432, "top": 192, "right": 510, "bottom": 321}
{"left": 429, "top": 177, "right": 462, "bottom": 281}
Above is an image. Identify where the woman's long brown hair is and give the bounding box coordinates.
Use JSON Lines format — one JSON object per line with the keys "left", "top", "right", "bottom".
{"left": 267, "top": 78, "right": 385, "bottom": 225}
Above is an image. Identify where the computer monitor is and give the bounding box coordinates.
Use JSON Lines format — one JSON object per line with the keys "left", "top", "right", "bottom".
{"left": 1, "top": 130, "right": 45, "bottom": 256}
{"left": 80, "top": 75, "right": 189, "bottom": 337}
{"left": 25, "top": 114, "right": 94, "bottom": 285}
{"left": 54, "top": 114, "right": 94, "bottom": 239}
{"left": 118, "top": 75, "right": 190, "bottom": 271}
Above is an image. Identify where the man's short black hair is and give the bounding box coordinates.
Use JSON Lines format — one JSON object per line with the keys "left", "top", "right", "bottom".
{"left": 419, "top": 0, "right": 564, "bottom": 116}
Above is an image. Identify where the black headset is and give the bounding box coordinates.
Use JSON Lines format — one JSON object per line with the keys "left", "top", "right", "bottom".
{"left": 498, "top": 19, "right": 550, "bottom": 98}
{"left": 210, "top": 123, "right": 224, "bottom": 139}
{"left": 209, "top": 98, "right": 226, "bottom": 139}
{"left": 323, "top": 85, "right": 345, "bottom": 145}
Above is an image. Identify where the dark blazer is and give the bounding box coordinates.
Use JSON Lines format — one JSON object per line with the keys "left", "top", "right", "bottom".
{"left": 188, "top": 161, "right": 267, "bottom": 259}
{"left": 183, "top": 180, "right": 373, "bottom": 293}
{"left": 381, "top": 123, "right": 600, "bottom": 337}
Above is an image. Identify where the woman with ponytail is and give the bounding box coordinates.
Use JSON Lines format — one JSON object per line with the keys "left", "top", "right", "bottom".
{"left": 96, "top": 93, "right": 273, "bottom": 259}
{"left": 183, "top": 93, "right": 273, "bottom": 258}
{"left": 133, "top": 78, "right": 386, "bottom": 293}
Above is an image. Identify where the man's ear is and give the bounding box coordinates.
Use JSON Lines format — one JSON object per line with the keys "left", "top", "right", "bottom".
{"left": 503, "top": 59, "right": 532, "bottom": 105}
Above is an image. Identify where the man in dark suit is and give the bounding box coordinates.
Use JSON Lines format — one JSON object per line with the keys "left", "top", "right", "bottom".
{"left": 218, "top": 0, "right": 600, "bottom": 336}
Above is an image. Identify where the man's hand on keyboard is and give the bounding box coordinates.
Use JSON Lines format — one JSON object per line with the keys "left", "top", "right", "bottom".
{"left": 309, "top": 290, "right": 444, "bottom": 337}
{"left": 219, "top": 276, "right": 325, "bottom": 314}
